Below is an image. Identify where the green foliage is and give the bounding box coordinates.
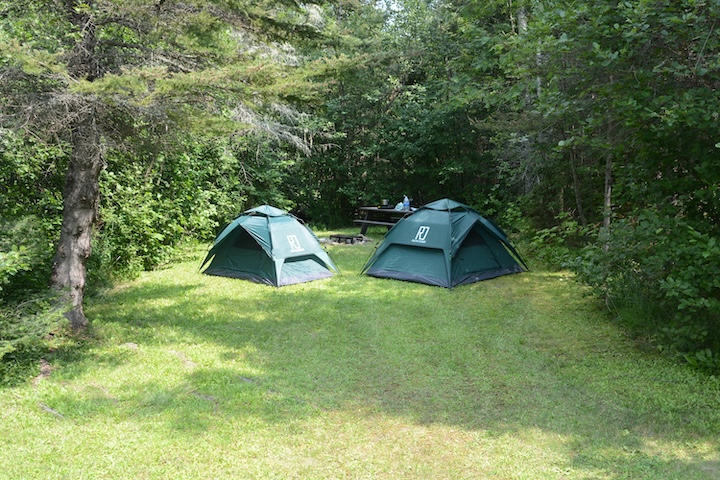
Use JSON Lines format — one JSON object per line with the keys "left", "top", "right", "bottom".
{"left": 228, "top": 135, "right": 297, "bottom": 212}
{"left": 93, "top": 166, "right": 177, "bottom": 279}
{"left": 0, "top": 246, "right": 30, "bottom": 294}
{"left": 482, "top": 0, "right": 720, "bottom": 373}
{"left": 0, "top": 134, "right": 66, "bottom": 220}
{"left": 0, "top": 127, "right": 67, "bottom": 299}
{"left": 0, "top": 294, "right": 67, "bottom": 386}
{"left": 296, "top": 0, "right": 523, "bottom": 225}
{"left": 0, "top": 217, "right": 56, "bottom": 301}
{"left": 88, "top": 134, "right": 297, "bottom": 283}
{"left": 526, "top": 212, "right": 591, "bottom": 269}
{"left": 570, "top": 212, "right": 720, "bottom": 372}
{"left": 496, "top": 0, "right": 720, "bottom": 227}
{"left": 685, "top": 349, "right": 720, "bottom": 374}
{"left": 0, "top": 135, "right": 65, "bottom": 364}
{"left": 0, "top": 121, "right": 301, "bottom": 292}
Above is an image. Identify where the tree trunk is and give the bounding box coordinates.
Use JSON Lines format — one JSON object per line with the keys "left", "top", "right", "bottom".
{"left": 603, "top": 153, "right": 612, "bottom": 229}
{"left": 48, "top": 1, "right": 103, "bottom": 330}
{"left": 603, "top": 117, "right": 615, "bottom": 234}
{"left": 602, "top": 151, "right": 613, "bottom": 251}
{"left": 570, "top": 147, "right": 587, "bottom": 226}
{"left": 517, "top": 7, "right": 542, "bottom": 98}
{"left": 51, "top": 113, "right": 103, "bottom": 330}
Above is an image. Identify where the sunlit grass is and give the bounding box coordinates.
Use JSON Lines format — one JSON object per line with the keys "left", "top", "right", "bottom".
{"left": 1, "top": 231, "right": 719, "bottom": 479}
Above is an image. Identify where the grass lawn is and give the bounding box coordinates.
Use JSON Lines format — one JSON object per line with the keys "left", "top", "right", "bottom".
{"left": 1, "top": 228, "right": 719, "bottom": 479}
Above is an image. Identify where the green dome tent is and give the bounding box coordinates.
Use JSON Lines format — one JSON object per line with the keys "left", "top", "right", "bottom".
{"left": 201, "top": 205, "right": 338, "bottom": 286}
{"left": 361, "top": 199, "right": 528, "bottom": 288}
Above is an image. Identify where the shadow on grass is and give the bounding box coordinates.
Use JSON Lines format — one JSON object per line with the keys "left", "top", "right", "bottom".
{"left": 44, "top": 366, "right": 321, "bottom": 436}
{"left": 59, "top": 265, "right": 720, "bottom": 477}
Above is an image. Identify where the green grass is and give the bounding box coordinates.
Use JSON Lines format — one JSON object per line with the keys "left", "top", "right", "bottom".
{"left": 1, "top": 229, "right": 719, "bottom": 479}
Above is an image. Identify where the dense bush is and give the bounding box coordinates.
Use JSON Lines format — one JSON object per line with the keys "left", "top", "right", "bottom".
{"left": 1, "top": 130, "right": 298, "bottom": 294}
{"left": 0, "top": 217, "right": 56, "bottom": 301}
{"left": 0, "top": 212, "right": 62, "bottom": 388}
{"left": 0, "top": 134, "right": 65, "bottom": 299}
{"left": 0, "top": 135, "right": 68, "bottom": 384}
{"left": 570, "top": 211, "right": 720, "bottom": 372}
{"left": 0, "top": 218, "right": 65, "bottom": 386}
{"left": 88, "top": 135, "right": 297, "bottom": 283}
{"left": 0, "top": 295, "right": 67, "bottom": 386}
{"left": 524, "top": 212, "right": 592, "bottom": 270}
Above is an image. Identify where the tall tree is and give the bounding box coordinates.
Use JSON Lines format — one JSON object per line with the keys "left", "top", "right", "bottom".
{"left": 502, "top": 0, "right": 720, "bottom": 229}
{"left": 0, "top": 0, "right": 325, "bottom": 329}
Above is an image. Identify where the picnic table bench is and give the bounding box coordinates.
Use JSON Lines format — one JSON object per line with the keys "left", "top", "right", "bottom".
{"left": 354, "top": 206, "right": 414, "bottom": 235}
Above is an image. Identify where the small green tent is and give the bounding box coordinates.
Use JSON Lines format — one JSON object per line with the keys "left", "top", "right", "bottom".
{"left": 361, "top": 198, "right": 528, "bottom": 288}
{"left": 201, "top": 205, "right": 338, "bottom": 286}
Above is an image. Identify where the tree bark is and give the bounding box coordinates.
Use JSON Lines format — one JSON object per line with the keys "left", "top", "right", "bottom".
{"left": 603, "top": 116, "right": 615, "bottom": 235}
{"left": 51, "top": 112, "right": 103, "bottom": 330}
{"left": 47, "top": 1, "right": 104, "bottom": 331}
{"left": 570, "top": 147, "right": 587, "bottom": 226}
{"left": 603, "top": 153, "right": 612, "bottom": 230}
{"left": 602, "top": 151, "right": 613, "bottom": 252}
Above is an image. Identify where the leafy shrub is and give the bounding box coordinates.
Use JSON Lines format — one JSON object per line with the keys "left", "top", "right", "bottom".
{"left": 89, "top": 136, "right": 296, "bottom": 284}
{"left": 92, "top": 166, "right": 178, "bottom": 280}
{"left": 0, "top": 246, "right": 30, "bottom": 293}
{"left": 526, "top": 212, "right": 591, "bottom": 269}
{"left": 0, "top": 293, "right": 67, "bottom": 386}
{"left": 570, "top": 211, "right": 720, "bottom": 372}
{"left": 0, "top": 133, "right": 66, "bottom": 223}
{"left": 0, "top": 133, "right": 64, "bottom": 300}
{"left": 0, "top": 216, "right": 66, "bottom": 385}
{"left": 0, "top": 216, "right": 56, "bottom": 301}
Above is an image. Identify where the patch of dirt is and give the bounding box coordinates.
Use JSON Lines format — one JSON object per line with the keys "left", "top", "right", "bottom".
{"left": 32, "top": 359, "right": 52, "bottom": 387}
{"left": 322, "top": 235, "right": 373, "bottom": 245}
{"left": 169, "top": 350, "right": 197, "bottom": 368}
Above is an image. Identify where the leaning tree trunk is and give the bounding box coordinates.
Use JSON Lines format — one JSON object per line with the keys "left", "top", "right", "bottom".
{"left": 51, "top": 113, "right": 103, "bottom": 330}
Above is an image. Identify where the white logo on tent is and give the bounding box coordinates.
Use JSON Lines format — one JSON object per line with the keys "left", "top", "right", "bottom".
{"left": 412, "top": 226, "right": 430, "bottom": 243}
{"left": 287, "top": 235, "right": 305, "bottom": 253}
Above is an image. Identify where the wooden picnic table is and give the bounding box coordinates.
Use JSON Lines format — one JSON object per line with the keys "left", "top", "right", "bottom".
{"left": 354, "top": 206, "right": 414, "bottom": 235}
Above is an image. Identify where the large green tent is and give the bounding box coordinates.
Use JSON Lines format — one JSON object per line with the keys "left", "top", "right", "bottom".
{"left": 361, "top": 198, "right": 528, "bottom": 288}
{"left": 201, "top": 205, "right": 338, "bottom": 286}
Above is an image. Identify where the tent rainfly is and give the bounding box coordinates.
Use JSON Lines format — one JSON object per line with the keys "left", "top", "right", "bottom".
{"left": 201, "top": 205, "right": 338, "bottom": 286}
{"left": 361, "top": 198, "right": 528, "bottom": 288}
